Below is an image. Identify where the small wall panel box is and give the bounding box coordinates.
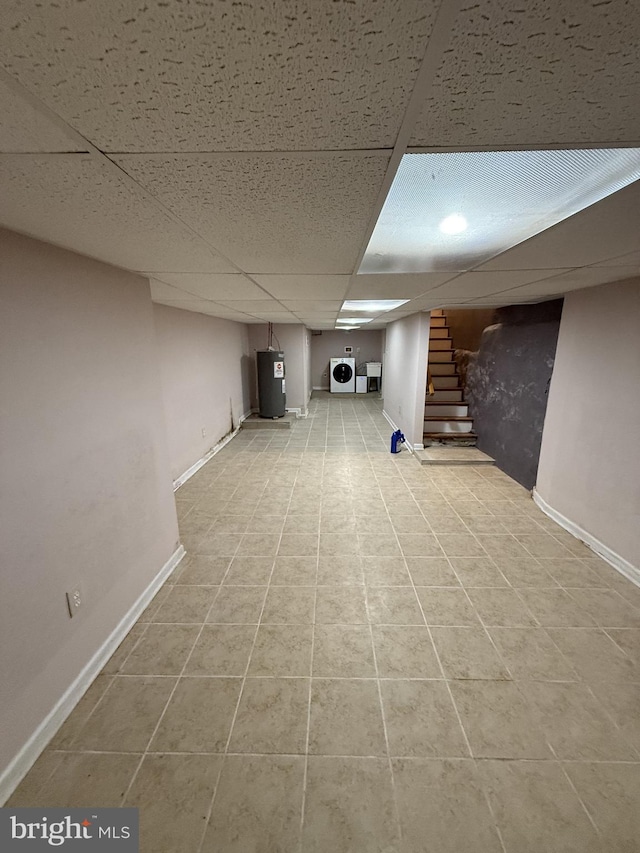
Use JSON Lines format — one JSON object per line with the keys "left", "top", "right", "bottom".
{"left": 356, "top": 376, "right": 367, "bottom": 394}
{"left": 366, "top": 362, "right": 382, "bottom": 377}
{"left": 345, "top": 346, "right": 353, "bottom": 353}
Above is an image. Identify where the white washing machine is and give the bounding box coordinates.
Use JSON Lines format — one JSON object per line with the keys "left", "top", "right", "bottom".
{"left": 330, "top": 357, "right": 356, "bottom": 392}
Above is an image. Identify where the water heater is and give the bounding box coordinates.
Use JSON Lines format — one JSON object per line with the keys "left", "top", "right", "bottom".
{"left": 257, "top": 350, "right": 286, "bottom": 418}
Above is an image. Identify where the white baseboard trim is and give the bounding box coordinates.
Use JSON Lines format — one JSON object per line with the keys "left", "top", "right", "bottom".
{"left": 173, "top": 411, "right": 251, "bottom": 491}
{"left": 532, "top": 488, "right": 639, "bottom": 588}
{"left": 286, "top": 407, "right": 302, "bottom": 417}
{"left": 0, "top": 545, "right": 186, "bottom": 806}
{"left": 312, "top": 385, "right": 330, "bottom": 391}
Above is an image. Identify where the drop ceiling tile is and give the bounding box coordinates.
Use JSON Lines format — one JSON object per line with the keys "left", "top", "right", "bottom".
{"left": 147, "top": 273, "right": 266, "bottom": 300}
{"left": 149, "top": 279, "right": 198, "bottom": 301}
{"left": 1, "top": 1, "right": 436, "bottom": 151}
{"left": 347, "top": 273, "right": 459, "bottom": 299}
{"left": 0, "top": 153, "right": 234, "bottom": 272}
{"left": 409, "top": 0, "right": 640, "bottom": 147}
{"left": 215, "top": 300, "right": 284, "bottom": 312}
{"left": 153, "top": 299, "right": 253, "bottom": 321}
{"left": 477, "top": 180, "right": 640, "bottom": 271}
{"left": 0, "top": 77, "right": 85, "bottom": 153}
{"left": 115, "top": 154, "right": 389, "bottom": 273}
{"left": 281, "top": 301, "right": 343, "bottom": 312}
{"left": 510, "top": 266, "right": 639, "bottom": 295}
{"left": 253, "top": 275, "right": 351, "bottom": 300}
{"left": 427, "top": 270, "right": 567, "bottom": 300}
{"left": 590, "top": 249, "right": 640, "bottom": 268}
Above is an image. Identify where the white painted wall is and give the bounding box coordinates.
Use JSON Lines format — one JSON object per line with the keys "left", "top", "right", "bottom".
{"left": 310, "top": 329, "right": 383, "bottom": 389}
{"left": 0, "top": 229, "right": 179, "bottom": 790}
{"left": 382, "top": 313, "right": 430, "bottom": 449}
{"left": 536, "top": 278, "right": 640, "bottom": 571}
{"left": 153, "top": 304, "right": 252, "bottom": 481}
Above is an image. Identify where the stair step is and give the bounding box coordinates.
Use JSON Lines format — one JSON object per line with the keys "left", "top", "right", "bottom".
{"left": 424, "top": 417, "right": 474, "bottom": 434}
{"left": 425, "top": 403, "right": 469, "bottom": 417}
{"left": 429, "top": 350, "right": 454, "bottom": 363}
{"left": 429, "top": 338, "right": 454, "bottom": 351}
{"left": 423, "top": 432, "right": 478, "bottom": 445}
{"left": 429, "top": 327, "right": 450, "bottom": 339}
{"left": 426, "top": 388, "right": 464, "bottom": 402}
{"left": 431, "top": 375, "right": 460, "bottom": 389}
{"left": 430, "top": 317, "right": 447, "bottom": 327}
{"left": 429, "top": 362, "right": 457, "bottom": 376}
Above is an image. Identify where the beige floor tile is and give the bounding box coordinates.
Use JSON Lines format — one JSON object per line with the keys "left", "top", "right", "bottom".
{"left": 150, "top": 677, "right": 241, "bottom": 753}
{"left": 605, "top": 627, "right": 640, "bottom": 662}
{"left": 478, "top": 759, "right": 602, "bottom": 853}
{"left": 249, "top": 624, "right": 313, "bottom": 676}
{"left": 372, "top": 625, "right": 441, "bottom": 678}
{"left": 211, "top": 514, "right": 250, "bottom": 534}
{"left": 448, "top": 557, "right": 509, "bottom": 587}
{"left": 250, "top": 515, "right": 285, "bottom": 534}
{"left": 203, "top": 755, "right": 304, "bottom": 853}
{"left": 362, "top": 556, "right": 412, "bottom": 585}
{"left": 416, "top": 587, "right": 480, "bottom": 626}
{"left": 520, "top": 681, "right": 636, "bottom": 760}
{"left": 236, "top": 533, "right": 281, "bottom": 557}
{"left": 138, "top": 586, "right": 171, "bottom": 621}
{"left": 25, "top": 752, "right": 141, "bottom": 807}
{"left": 566, "top": 588, "right": 640, "bottom": 628}
{"left": 450, "top": 681, "right": 551, "bottom": 759}
{"left": 315, "top": 586, "right": 368, "bottom": 624}
{"left": 102, "top": 625, "right": 146, "bottom": 674}
{"left": 48, "top": 674, "right": 114, "bottom": 749}
{"left": 126, "top": 753, "right": 222, "bottom": 853}
{"left": 229, "top": 677, "right": 309, "bottom": 754}
{"left": 278, "top": 533, "right": 319, "bottom": 557}
{"left": 436, "top": 534, "right": 487, "bottom": 558}
{"left": 467, "top": 588, "right": 538, "bottom": 627}
{"left": 516, "top": 588, "right": 596, "bottom": 627}
{"left": 588, "top": 680, "right": 640, "bottom": 754}
{"left": 366, "top": 587, "right": 425, "bottom": 625}
{"left": 317, "top": 555, "right": 364, "bottom": 585}
{"left": 313, "top": 624, "right": 376, "bottom": 677}
{"left": 224, "top": 556, "right": 274, "bottom": 585}
{"left": 356, "top": 516, "right": 394, "bottom": 535}
{"left": 547, "top": 627, "right": 640, "bottom": 682}
{"left": 6, "top": 751, "right": 64, "bottom": 806}
{"left": 396, "top": 533, "right": 444, "bottom": 557}
{"left": 431, "top": 626, "right": 510, "bottom": 680}
{"left": 393, "top": 758, "right": 502, "bottom": 853}
{"left": 152, "top": 585, "right": 219, "bottom": 623}
{"left": 422, "top": 512, "right": 470, "bottom": 534}
{"left": 309, "top": 679, "right": 386, "bottom": 756}
{"left": 120, "top": 623, "right": 200, "bottom": 676}
{"left": 357, "top": 534, "right": 402, "bottom": 557}
{"left": 540, "top": 558, "right": 609, "bottom": 588}
{"left": 206, "top": 585, "right": 267, "bottom": 624}
{"left": 261, "top": 586, "right": 315, "bottom": 624}
{"left": 184, "top": 624, "right": 256, "bottom": 676}
{"left": 318, "top": 532, "right": 360, "bottom": 556}
{"left": 302, "top": 757, "right": 400, "bottom": 853}
{"left": 72, "top": 676, "right": 176, "bottom": 752}
{"left": 320, "top": 514, "right": 357, "bottom": 533}
{"left": 475, "top": 535, "right": 533, "bottom": 560}
{"left": 462, "top": 516, "right": 509, "bottom": 534}
{"left": 404, "top": 556, "right": 460, "bottom": 586}
{"left": 493, "top": 556, "right": 559, "bottom": 587}
{"left": 177, "top": 556, "right": 231, "bottom": 585}
{"left": 487, "top": 627, "right": 578, "bottom": 681}
{"left": 381, "top": 680, "right": 469, "bottom": 758}
{"left": 270, "top": 555, "right": 318, "bottom": 585}
{"left": 389, "top": 515, "right": 431, "bottom": 534}
{"left": 563, "top": 761, "right": 640, "bottom": 851}
{"left": 195, "top": 532, "right": 243, "bottom": 557}
{"left": 515, "top": 534, "right": 576, "bottom": 559}
{"left": 283, "top": 515, "right": 320, "bottom": 534}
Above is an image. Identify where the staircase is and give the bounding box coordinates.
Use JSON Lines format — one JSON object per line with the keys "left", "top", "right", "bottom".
{"left": 424, "top": 309, "right": 477, "bottom": 446}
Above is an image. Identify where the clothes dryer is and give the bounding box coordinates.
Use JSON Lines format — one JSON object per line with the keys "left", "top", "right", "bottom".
{"left": 330, "top": 357, "right": 356, "bottom": 392}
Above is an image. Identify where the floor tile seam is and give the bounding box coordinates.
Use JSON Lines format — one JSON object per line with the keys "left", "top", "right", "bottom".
{"left": 52, "top": 672, "right": 119, "bottom": 754}
{"left": 380, "top": 484, "right": 475, "bottom": 762}
{"left": 299, "top": 558, "right": 319, "bottom": 851}
{"left": 438, "top": 556, "right": 516, "bottom": 683}
{"left": 548, "top": 743, "right": 604, "bottom": 841}
{"left": 119, "top": 558, "right": 237, "bottom": 807}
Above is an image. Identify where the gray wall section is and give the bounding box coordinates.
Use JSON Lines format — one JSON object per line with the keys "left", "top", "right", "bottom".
{"left": 465, "top": 300, "right": 564, "bottom": 490}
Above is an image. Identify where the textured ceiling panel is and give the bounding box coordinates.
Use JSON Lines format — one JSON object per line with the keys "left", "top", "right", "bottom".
{"left": 591, "top": 249, "right": 640, "bottom": 268}
{"left": 348, "top": 272, "right": 462, "bottom": 299}
{"left": 0, "top": 154, "right": 234, "bottom": 272}
{"left": 115, "top": 153, "right": 389, "bottom": 273}
{"left": 427, "top": 269, "right": 567, "bottom": 300}
{"left": 1, "top": 0, "right": 437, "bottom": 152}
{"left": 409, "top": 0, "right": 640, "bottom": 148}
{"left": 253, "top": 275, "right": 351, "bottom": 300}
{"left": 281, "top": 301, "right": 342, "bottom": 312}
{"left": 0, "top": 77, "right": 85, "bottom": 153}
{"left": 477, "top": 180, "right": 640, "bottom": 270}
{"left": 147, "top": 273, "right": 267, "bottom": 300}
{"left": 505, "top": 266, "right": 639, "bottom": 296}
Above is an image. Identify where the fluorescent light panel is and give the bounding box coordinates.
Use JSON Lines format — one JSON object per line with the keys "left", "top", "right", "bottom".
{"left": 342, "top": 299, "right": 409, "bottom": 312}
{"left": 359, "top": 149, "right": 640, "bottom": 274}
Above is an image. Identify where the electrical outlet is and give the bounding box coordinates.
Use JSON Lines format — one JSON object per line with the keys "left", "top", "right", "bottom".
{"left": 66, "top": 584, "right": 83, "bottom": 617}
{"left": 201, "top": 427, "right": 206, "bottom": 437}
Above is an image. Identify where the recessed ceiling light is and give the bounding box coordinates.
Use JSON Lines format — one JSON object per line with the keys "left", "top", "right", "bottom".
{"left": 337, "top": 317, "right": 373, "bottom": 324}
{"left": 342, "top": 299, "right": 409, "bottom": 312}
{"left": 359, "top": 149, "right": 640, "bottom": 274}
{"left": 335, "top": 325, "right": 360, "bottom": 330}
{"left": 439, "top": 214, "right": 467, "bottom": 235}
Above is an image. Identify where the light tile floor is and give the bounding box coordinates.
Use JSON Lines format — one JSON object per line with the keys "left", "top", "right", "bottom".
{"left": 9, "top": 395, "right": 640, "bottom": 852}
